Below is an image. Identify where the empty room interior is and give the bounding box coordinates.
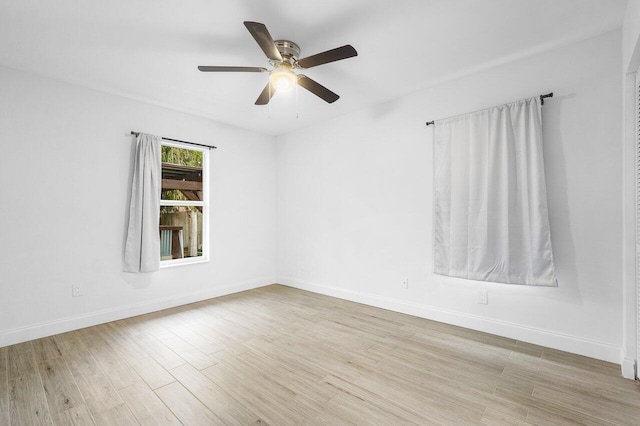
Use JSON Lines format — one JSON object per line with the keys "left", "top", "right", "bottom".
{"left": 2, "top": 0, "right": 640, "bottom": 424}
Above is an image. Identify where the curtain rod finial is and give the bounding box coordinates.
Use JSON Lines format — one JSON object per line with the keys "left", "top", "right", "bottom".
{"left": 540, "top": 92, "right": 553, "bottom": 105}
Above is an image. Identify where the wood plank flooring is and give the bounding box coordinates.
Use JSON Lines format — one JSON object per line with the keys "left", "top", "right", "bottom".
{"left": 1, "top": 284, "right": 638, "bottom": 425}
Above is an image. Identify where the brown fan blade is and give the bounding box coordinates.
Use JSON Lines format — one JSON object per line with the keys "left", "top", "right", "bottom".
{"left": 255, "top": 82, "right": 277, "bottom": 105}
{"left": 244, "top": 21, "right": 282, "bottom": 62}
{"left": 297, "top": 45, "right": 357, "bottom": 69}
{"left": 198, "top": 66, "right": 267, "bottom": 72}
{"left": 297, "top": 75, "right": 339, "bottom": 103}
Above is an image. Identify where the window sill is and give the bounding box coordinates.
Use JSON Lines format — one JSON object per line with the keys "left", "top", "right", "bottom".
{"left": 160, "top": 257, "right": 209, "bottom": 269}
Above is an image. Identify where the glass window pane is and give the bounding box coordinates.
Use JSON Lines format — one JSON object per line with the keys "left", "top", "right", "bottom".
{"left": 160, "top": 206, "right": 204, "bottom": 260}
{"left": 161, "top": 146, "right": 203, "bottom": 201}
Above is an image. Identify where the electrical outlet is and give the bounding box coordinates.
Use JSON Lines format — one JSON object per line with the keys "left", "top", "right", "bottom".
{"left": 478, "top": 290, "right": 488, "bottom": 305}
{"left": 401, "top": 277, "right": 409, "bottom": 289}
{"left": 72, "top": 284, "right": 84, "bottom": 297}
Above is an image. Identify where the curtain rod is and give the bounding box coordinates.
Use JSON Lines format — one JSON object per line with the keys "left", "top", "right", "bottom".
{"left": 425, "top": 93, "right": 553, "bottom": 126}
{"left": 130, "top": 131, "right": 217, "bottom": 150}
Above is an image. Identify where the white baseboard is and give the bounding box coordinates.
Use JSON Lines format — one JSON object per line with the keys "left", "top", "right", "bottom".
{"left": 621, "top": 358, "right": 637, "bottom": 379}
{"left": 4, "top": 275, "right": 627, "bottom": 373}
{"left": 279, "top": 276, "right": 623, "bottom": 365}
{"left": 0, "top": 277, "right": 274, "bottom": 348}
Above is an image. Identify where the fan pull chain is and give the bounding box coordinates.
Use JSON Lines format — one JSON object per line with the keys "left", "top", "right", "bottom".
{"left": 267, "top": 83, "right": 272, "bottom": 119}
{"left": 295, "top": 81, "right": 299, "bottom": 119}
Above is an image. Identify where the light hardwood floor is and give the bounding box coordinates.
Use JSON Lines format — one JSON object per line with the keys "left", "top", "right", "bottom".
{"left": 1, "top": 285, "right": 639, "bottom": 425}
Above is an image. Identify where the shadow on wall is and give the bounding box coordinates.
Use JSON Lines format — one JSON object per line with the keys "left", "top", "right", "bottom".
{"left": 543, "top": 93, "right": 581, "bottom": 303}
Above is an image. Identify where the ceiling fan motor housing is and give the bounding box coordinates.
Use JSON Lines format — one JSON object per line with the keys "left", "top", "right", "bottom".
{"left": 274, "top": 40, "right": 301, "bottom": 64}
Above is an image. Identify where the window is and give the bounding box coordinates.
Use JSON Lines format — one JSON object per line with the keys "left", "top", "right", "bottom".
{"left": 159, "top": 142, "right": 209, "bottom": 266}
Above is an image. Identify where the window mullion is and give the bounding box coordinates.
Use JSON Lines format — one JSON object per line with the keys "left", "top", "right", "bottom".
{"left": 160, "top": 200, "right": 204, "bottom": 207}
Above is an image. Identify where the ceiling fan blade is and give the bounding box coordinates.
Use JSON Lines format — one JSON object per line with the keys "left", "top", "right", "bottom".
{"left": 243, "top": 21, "right": 282, "bottom": 62}
{"left": 297, "top": 75, "right": 339, "bottom": 103}
{"left": 297, "top": 45, "right": 357, "bottom": 69}
{"left": 198, "top": 66, "right": 267, "bottom": 72}
{"left": 255, "top": 82, "right": 277, "bottom": 105}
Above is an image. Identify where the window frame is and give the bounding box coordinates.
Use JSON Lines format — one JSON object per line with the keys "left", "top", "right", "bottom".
{"left": 159, "top": 140, "right": 210, "bottom": 268}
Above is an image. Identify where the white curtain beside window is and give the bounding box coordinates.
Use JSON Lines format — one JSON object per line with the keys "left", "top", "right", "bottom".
{"left": 433, "top": 97, "right": 557, "bottom": 286}
{"left": 124, "top": 133, "right": 161, "bottom": 272}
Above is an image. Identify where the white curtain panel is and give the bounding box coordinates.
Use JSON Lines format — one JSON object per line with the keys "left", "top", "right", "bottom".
{"left": 433, "top": 97, "right": 557, "bottom": 286}
{"left": 123, "top": 133, "right": 161, "bottom": 272}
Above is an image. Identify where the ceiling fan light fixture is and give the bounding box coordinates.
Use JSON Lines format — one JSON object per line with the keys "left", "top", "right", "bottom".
{"left": 270, "top": 67, "right": 296, "bottom": 91}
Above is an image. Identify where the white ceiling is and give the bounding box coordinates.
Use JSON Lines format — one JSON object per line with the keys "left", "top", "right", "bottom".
{"left": 0, "top": 0, "right": 628, "bottom": 136}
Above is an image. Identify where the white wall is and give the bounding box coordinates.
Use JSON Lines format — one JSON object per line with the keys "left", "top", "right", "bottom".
{"left": 0, "top": 29, "right": 628, "bottom": 368}
{"left": 277, "top": 31, "right": 623, "bottom": 363}
{"left": 0, "top": 66, "right": 277, "bottom": 346}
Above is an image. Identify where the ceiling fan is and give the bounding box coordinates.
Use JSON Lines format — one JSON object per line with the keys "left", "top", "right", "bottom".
{"left": 198, "top": 21, "right": 357, "bottom": 105}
